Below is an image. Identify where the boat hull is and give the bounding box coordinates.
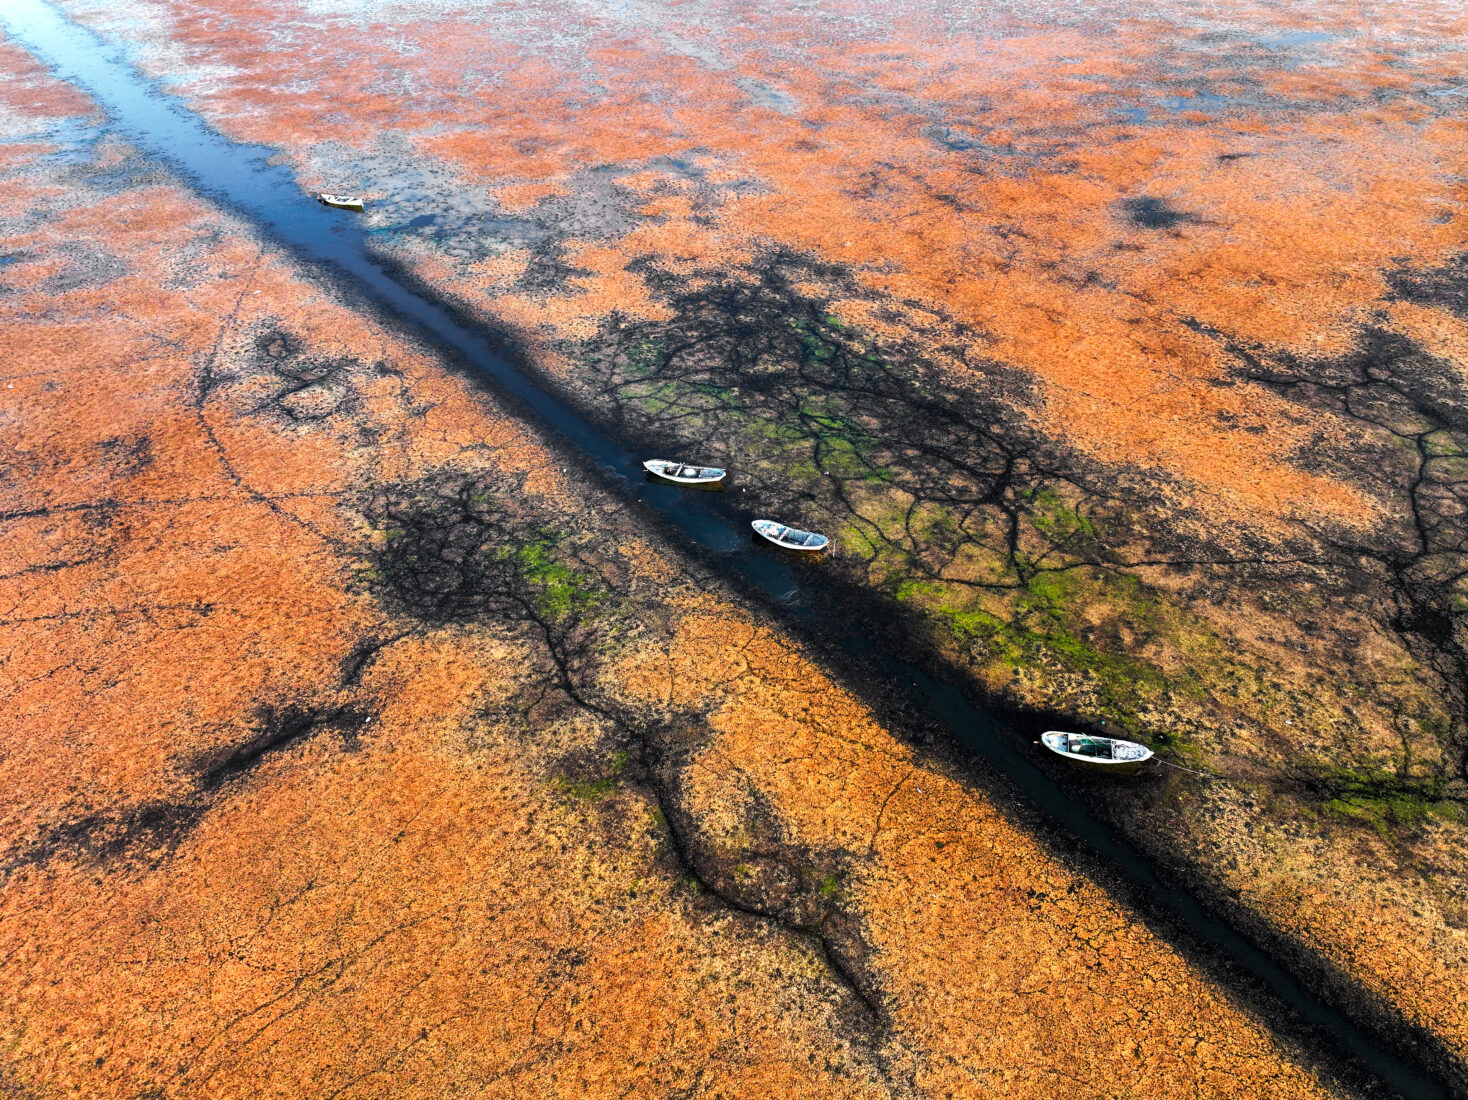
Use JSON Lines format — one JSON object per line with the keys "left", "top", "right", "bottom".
{"left": 751, "top": 519, "right": 828, "bottom": 552}
{"left": 1047, "top": 754, "right": 1151, "bottom": 776}
{"left": 643, "top": 459, "right": 726, "bottom": 486}
{"left": 1040, "top": 731, "right": 1153, "bottom": 775}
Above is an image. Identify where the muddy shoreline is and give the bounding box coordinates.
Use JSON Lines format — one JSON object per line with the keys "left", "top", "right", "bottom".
{"left": 358, "top": 229, "right": 1464, "bottom": 1096}
{"left": 4, "top": 0, "right": 1467, "bottom": 1094}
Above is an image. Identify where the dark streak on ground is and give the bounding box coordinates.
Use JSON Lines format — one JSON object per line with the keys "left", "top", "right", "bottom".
{"left": 192, "top": 704, "right": 368, "bottom": 792}
{"left": 3, "top": 704, "right": 370, "bottom": 876}
{"left": 3, "top": 799, "right": 206, "bottom": 874}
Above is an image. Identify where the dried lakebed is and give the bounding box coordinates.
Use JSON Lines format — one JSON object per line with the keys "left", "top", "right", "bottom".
{"left": 0, "top": 1, "right": 1456, "bottom": 1096}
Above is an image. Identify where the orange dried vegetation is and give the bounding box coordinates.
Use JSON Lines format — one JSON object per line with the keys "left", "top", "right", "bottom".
{"left": 0, "top": 50, "right": 1348, "bottom": 1098}
{"left": 56, "top": 0, "right": 1468, "bottom": 526}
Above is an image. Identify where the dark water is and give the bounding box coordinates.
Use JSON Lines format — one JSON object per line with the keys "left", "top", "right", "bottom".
{"left": 0, "top": 2, "right": 1449, "bottom": 1096}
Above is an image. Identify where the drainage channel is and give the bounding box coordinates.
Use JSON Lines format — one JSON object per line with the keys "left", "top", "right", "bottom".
{"left": 0, "top": 2, "right": 1451, "bottom": 1096}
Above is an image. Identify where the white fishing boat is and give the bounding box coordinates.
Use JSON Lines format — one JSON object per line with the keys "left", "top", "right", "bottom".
{"left": 1039, "top": 731, "right": 1153, "bottom": 775}
{"left": 643, "top": 458, "right": 726, "bottom": 485}
{"left": 752, "top": 518, "right": 829, "bottom": 553}
{"left": 318, "top": 192, "right": 365, "bottom": 210}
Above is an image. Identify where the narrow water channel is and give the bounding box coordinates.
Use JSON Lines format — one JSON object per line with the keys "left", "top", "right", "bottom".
{"left": 0, "top": 2, "right": 1449, "bottom": 1096}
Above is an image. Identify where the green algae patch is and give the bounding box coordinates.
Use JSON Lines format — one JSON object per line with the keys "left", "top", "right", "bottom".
{"left": 1301, "top": 763, "right": 1464, "bottom": 837}
{"left": 362, "top": 472, "right": 612, "bottom": 627}
{"left": 1025, "top": 487, "right": 1098, "bottom": 541}
{"left": 505, "top": 532, "right": 605, "bottom": 621}
{"left": 964, "top": 571, "right": 1180, "bottom": 733}
{"left": 554, "top": 749, "right": 631, "bottom": 802}
{"left": 559, "top": 774, "right": 620, "bottom": 800}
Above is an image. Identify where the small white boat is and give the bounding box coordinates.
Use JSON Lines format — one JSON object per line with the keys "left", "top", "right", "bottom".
{"left": 643, "top": 458, "right": 726, "bottom": 485}
{"left": 1040, "top": 731, "right": 1153, "bottom": 775}
{"left": 318, "top": 192, "right": 365, "bottom": 210}
{"left": 752, "top": 518, "right": 829, "bottom": 552}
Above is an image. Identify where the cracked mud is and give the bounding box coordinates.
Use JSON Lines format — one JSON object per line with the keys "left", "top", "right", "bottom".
{"left": 2, "top": 0, "right": 1468, "bottom": 1095}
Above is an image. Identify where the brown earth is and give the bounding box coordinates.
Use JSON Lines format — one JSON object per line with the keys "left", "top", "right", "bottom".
{"left": 0, "top": 46, "right": 1354, "bottom": 1098}
{"left": 6, "top": 0, "right": 1468, "bottom": 1092}
{"left": 40, "top": 0, "right": 1468, "bottom": 1084}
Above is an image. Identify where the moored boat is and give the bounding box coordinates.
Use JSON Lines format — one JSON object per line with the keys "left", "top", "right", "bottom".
{"left": 318, "top": 192, "right": 365, "bottom": 210}
{"left": 643, "top": 458, "right": 726, "bottom": 485}
{"left": 752, "top": 518, "right": 829, "bottom": 552}
{"left": 1039, "top": 731, "right": 1153, "bottom": 774}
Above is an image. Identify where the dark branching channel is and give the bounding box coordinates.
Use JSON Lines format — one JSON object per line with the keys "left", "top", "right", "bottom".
{"left": 2, "top": 4, "right": 1462, "bottom": 1094}
{"left": 174, "top": 298, "right": 907, "bottom": 1044}
{"left": 359, "top": 470, "right": 895, "bottom": 1055}
{"left": 5, "top": 704, "right": 369, "bottom": 874}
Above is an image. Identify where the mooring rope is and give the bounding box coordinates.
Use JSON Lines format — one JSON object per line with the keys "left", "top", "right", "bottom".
{"left": 1156, "top": 758, "right": 1218, "bottom": 780}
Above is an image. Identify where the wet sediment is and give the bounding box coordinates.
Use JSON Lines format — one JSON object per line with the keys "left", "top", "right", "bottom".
{"left": 0, "top": 142, "right": 1364, "bottom": 1096}
{"left": 2, "top": 4, "right": 1468, "bottom": 1092}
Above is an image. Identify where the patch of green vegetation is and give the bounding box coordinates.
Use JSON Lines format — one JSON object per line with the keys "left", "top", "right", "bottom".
{"left": 817, "top": 872, "right": 842, "bottom": 899}
{"left": 934, "top": 601, "right": 1010, "bottom": 648}
{"left": 789, "top": 318, "right": 839, "bottom": 362}
{"left": 632, "top": 380, "right": 689, "bottom": 418}
{"left": 1025, "top": 487, "right": 1097, "bottom": 540}
{"left": 1420, "top": 425, "right": 1467, "bottom": 456}
{"left": 1311, "top": 764, "right": 1462, "bottom": 837}
{"left": 553, "top": 750, "right": 629, "bottom": 802}
{"left": 825, "top": 436, "right": 887, "bottom": 482}
{"left": 622, "top": 338, "right": 665, "bottom": 378}
{"left": 1022, "top": 569, "right": 1163, "bottom": 640}
{"left": 874, "top": 495, "right": 1168, "bottom": 695}
{"left": 894, "top": 578, "right": 942, "bottom": 603}
{"left": 897, "top": 564, "right": 1202, "bottom": 735}
{"left": 740, "top": 409, "right": 807, "bottom": 449}
{"left": 558, "top": 775, "right": 619, "bottom": 801}
{"left": 503, "top": 531, "right": 604, "bottom": 620}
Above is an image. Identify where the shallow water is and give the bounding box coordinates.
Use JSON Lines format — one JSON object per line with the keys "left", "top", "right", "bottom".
{"left": 0, "top": 2, "right": 1449, "bottom": 1095}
